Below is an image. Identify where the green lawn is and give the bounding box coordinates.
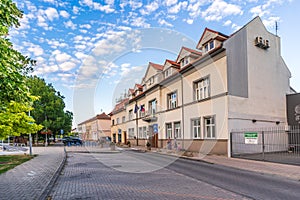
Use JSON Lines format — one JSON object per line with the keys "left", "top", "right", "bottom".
{"left": 0, "top": 155, "right": 34, "bottom": 174}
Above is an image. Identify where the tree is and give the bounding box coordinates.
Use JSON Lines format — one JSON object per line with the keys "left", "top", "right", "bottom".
{"left": 27, "top": 76, "right": 73, "bottom": 141}
{"left": 0, "top": 0, "right": 41, "bottom": 139}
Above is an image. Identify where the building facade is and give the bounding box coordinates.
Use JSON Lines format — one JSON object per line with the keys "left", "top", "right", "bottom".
{"left": 110, "top": 17, "right": 292, "bottom": 156}
{"left": 77, "top": 113, "right": 111, "bottom": 141}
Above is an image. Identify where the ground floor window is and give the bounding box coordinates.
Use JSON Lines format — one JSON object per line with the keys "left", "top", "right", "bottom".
{"left": 174, "top": 122, "right": 181, "bottom": 139}
{"left": 128, "top": 128, "right": 135, "bottom": 139}
{"left": 204, "top": 116, "right": 215, "bottom": 139}
{"left": 191, "top": 118, "right": 201, "bottom": 139}
{"left": 166, "top": 123, "right": 172, "bottom": 138}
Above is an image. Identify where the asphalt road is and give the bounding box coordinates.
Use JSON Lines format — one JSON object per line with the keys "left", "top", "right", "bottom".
{"left": 49, "top": 149, "right": 300, "bottom": 199}
{"left": 125, "top": 150, "right": 300, "bottom": 200}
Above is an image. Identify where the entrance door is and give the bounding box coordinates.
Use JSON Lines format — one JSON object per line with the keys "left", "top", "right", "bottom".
{"left": 123, "top": 131, "right": 127, "bottom": 144}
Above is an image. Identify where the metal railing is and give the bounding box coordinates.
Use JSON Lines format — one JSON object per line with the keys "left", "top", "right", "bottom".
{"left": 231, "top": 126, "right": 300, "bottom": 165}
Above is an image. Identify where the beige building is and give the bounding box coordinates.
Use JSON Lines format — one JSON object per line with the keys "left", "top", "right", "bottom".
{"left": 77, "top": 113, "right": 111, "bottom": 141}
{"left": 110, "top": 17, "right": 292, "bottom": 156}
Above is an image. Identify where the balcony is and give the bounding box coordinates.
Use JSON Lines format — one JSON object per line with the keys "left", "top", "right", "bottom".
{"left": 142, "top": 110, "right": 157, "bottom": 122}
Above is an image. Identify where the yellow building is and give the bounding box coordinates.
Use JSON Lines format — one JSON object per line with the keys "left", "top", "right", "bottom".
{"left": 110, "top": 17, "right": 292, "bottom": 156}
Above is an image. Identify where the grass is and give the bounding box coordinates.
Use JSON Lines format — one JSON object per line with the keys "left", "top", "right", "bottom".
{"left": 0, "top": 155, "right": 35, "bottom": 174}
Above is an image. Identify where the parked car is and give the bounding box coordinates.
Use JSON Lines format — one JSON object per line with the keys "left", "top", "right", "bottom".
{"left": 62, "top": 136, "right": 83, "bottom": 146}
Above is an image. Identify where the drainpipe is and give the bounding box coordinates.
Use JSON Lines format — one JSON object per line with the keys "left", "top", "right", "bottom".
{"left": 181, "top": 74, "right": 185, "bottom": 150}
{"left": 135, "top": 100, "right": 139, "bottom": 146}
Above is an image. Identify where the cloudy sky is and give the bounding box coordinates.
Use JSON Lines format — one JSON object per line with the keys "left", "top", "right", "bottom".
{"left": 11, "top": 0, "right": 300, "bottom": 125}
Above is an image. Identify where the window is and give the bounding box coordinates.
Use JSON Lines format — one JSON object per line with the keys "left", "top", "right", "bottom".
{"left": 167, "top": 91, "right": 177, "bottom": 109}
{"left": 122, "top": 116, "right": 125, "bottom": 123}
{"left": 143, "top": 126, "right": 147, "bottom": 138}
{"left": 148, "top": 76, "right": 155, "bottom": 86}
{"left": 191, "top": 118, "right": 201, "bottom": 138}
{"left": 194, "top": 77, "right": 210, "bottom": 101}
{"left": 139, "top": 127, "right": 143, "bottom": 139}
{"left": 209, "top": 40, "right": 214, "bottom": 50}
{"left": 204, "top": 40, "right": 215, "bottom": 53}
{"left": 139, "top": 126, "right": 147, "bottom": 139}
{"left": 165, "top": 68, "right": 171, "bottom": 78}
{"left": 166, "top": 123, "right": 172, "bottom": 138}
{"left": 116, "top": 118, "right": 120, "bottom": 124}
{"left": 149, "top": 99, "right": 157, "bottom": 115}
{"left": 129, "top": 109, "right": 133, "bottom": 120}
{"left": 140, "top": 104, "right": 145, "bottom": 117}
{"left": 204, "top": 116, "right": 215, "bottom": 139}
{"left": 112, "top": 119, "right": 115, "bottom": 126}
{"left": 128, "top": 128, "right": 135, "bottom": 139}
{"left": 174, "top": 122, "right": 181, "bottom": 139}
{"left": 180, "top": 57, "right": 189, "bottom": 67}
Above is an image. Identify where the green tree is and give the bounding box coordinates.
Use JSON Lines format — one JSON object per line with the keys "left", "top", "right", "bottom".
{"left": 0, "top": 0, "right": 41, "bottom": 139}
{"left": 27, "top": 76, "right": 73, "bottom": 141}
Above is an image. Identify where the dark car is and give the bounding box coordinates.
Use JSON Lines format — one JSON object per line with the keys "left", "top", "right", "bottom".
{"left": 62, "top": 136, "right": 83, "bottom": 146}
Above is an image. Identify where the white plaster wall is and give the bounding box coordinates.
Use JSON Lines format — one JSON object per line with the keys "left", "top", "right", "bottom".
{"left": 228, "top": 17, "right": 291, "bottom": 128}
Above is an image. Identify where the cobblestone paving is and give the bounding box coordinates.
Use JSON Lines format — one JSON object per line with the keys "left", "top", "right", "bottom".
{"left": 0, "top": 147, "right": 65, "bottom": 200}
{"left": 49, "top": 152, "right": 249, "bottom": 200}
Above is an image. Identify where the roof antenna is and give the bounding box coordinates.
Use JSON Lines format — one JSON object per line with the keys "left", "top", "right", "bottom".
{"left": 275, "top": 21, "right": 278, "bottom": 36}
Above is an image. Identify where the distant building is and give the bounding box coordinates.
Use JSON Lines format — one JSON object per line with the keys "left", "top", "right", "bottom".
{"left": 77, "top": 113, "right": 111, "bottom": 141}
{"left": 110, "top": 17, "right": 292, "bottom": 156}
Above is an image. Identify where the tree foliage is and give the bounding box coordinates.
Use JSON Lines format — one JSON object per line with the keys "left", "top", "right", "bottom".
{"left": 0, "top": 0, "right": 41, "bottom": 139}
{"left": 28, "top": 76, "right": 73, "bottom": 136}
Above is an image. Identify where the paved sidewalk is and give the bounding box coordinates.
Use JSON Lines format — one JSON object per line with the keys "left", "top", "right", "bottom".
{"left": 0, "top": 146, "right": 66, "bottom": 200}
{"left": 138, "top": 147, "right": 300, "bottom": 181}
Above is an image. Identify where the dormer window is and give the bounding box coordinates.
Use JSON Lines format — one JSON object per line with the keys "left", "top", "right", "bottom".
{"left": 204, "top": 40, "right": 215, "bottom": 53}
{"left": 180, "top": 57, "right": 189, "bottom": 67}
{"left": 165, "top": 68, "right": 172, "bottom": 78}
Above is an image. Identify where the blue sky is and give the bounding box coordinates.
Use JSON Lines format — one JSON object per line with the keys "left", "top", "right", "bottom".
{"left": 11, "top": 0, "right": 300, "bottom": 126}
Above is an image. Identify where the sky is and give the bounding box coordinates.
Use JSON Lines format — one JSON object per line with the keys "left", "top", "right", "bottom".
{"left": 10, "top": 0, "right": 300, "bottom": 127}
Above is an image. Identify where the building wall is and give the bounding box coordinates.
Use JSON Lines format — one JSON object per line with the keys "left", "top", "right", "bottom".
{"left": 226, "top": 17, "right": 291, "bottom": 132}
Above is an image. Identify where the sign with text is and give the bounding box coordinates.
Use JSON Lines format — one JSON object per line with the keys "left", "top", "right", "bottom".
{"left": 244, "top": 132, "right": 258, "bottom": 144}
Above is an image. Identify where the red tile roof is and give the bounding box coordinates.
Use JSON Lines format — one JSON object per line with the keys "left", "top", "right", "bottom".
{"left": 149, "top": 62, "right": 164, "bottom": 71}
{"left": 111, "top": 98, "right": 129, "bottom": 114}
{"left": 78, "top": 112, "right": 111, "bottom": 125}
{"left": 166, "top": 59, "right": 180, "bottom": 66}
{"left": 182, "top": 47, "right": 202, "bottom": 55}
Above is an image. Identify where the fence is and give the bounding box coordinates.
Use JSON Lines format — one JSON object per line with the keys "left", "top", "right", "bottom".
{"left": 230, "top": 126, "right": 300, "bottom": 165}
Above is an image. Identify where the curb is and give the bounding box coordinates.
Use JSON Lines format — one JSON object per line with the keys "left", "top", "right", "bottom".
{"left": 39, "top": 147, "right": 67, "bottom": 200}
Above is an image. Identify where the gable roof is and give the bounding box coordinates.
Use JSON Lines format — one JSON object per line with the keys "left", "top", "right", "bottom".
{"left": 175, "top": 46, "right": 202, "bottom": 63}
{"left": 196, "top": 27, "right": 229, "bottom": 49}
{"left": 149, "top": 62, "right": 164, "bottom": 71}
{"left": 111, "top": 98, "right": 129, "bottom": 115}
{"left": 78, "top": 112, "right": 111, "bottom": 125}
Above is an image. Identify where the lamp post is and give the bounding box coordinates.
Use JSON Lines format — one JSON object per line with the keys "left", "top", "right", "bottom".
{"left": 28, "top": 110, "right": 33, "bottom": 156}
{"left": 45, "top": 115, "right": 48, "bottom": 147}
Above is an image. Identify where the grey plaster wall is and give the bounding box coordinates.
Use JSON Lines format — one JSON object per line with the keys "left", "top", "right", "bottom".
{"left": 224, "top": 28, "right": 248, "bottom": 98}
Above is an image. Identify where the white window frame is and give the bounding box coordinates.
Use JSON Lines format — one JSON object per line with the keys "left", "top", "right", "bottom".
{"left": 191, "top": 118, "right": 201, "bottom": 139}
{"left": 122, "top": 116, "right": 125, "bottom": 123}
{"left": 167, "top": 91, "right": 177, "bottom": 109}
{"left": 174, "top": 122, "right": 181, "bottom": 139}
{"left": 129, "top": 109, "right": 133, "bottom": 120}
{"left": 149, "top": 99, "right": 157, "bottom": 115}
{"left": 166, "top": 123, "right": 172, "bottom": 139}
{"left": 143, "top": 126, "right": 147, "bottom": 138}
{"left": 204, "top": 116, "right": 216, "bottom": 139}
{"left": 194, "top": 77, "right": 210, "bottom": 101}
{"left": 128, "top": 128, "right": 135, "bottom": 139}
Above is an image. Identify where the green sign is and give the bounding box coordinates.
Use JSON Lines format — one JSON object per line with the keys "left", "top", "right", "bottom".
{"left": 244, "top": 132, "right": 258, "bottom": 144}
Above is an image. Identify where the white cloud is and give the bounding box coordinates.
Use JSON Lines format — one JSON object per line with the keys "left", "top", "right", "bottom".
{"left": 202, "top": 0, "right": 243, "bottom": 21}
{"left": 186, "top": 19, "right": 194, "bottom": 24}
{"left": 80, "top": 24, "right": 92, "bottom": 29}
{"left": 158, "top": 19, "right": 173, "bottom": 27}
{"left": 59, "top": 61, "right": 77, "bottom": 71}
{"left": 262, "top": 16, "right": 280, "bottom": 29}
{"left": 55, "top": 52, "right": 72, "bottom": 63}
{"left": 80, "top": 29, "right": 88, "bottom": 33}
{"left": 79, "top": 0, "right": 115, "bottom": 13}
{"left": 60, "top": 10, "right": 70, "bottom": 18}
{"left": 42, "top": 0, "right": 55, "bottom": 4}
{"left": 75, "top": 52, "right": 88, "bottom": 60}
{"left": 44, "top": 7, "right": 59, "bottom": 21}
{"left": 64, "top": 20, "right": 77, "bottom": 30}
{"left": 140, "top": 1, "right": 159, "bottom": 15}
{"left": 168, "top": 1, "right": 188, "bottom": 14}
{"left": 187, "top": 1, "right": 203, "bottom": 18}
{"left": 164, "top": 0, "right": 178, "bottom": 7}
{"left": 223, "top": 20, "right": 232, "bottom": 26}
{"left": 26, "top": 43, "right": 44, "bottom": 57}
{"left": 73, "top": 6, "right": 80, "bottom": 14}
{"left": 131, "top": 17, "right": 150, "bottom": 28}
